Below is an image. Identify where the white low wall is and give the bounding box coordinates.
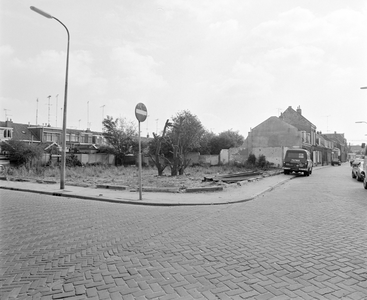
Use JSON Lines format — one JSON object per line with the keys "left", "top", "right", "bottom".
{"left": 71, "top": 153, "right": 115, "bottom": 165}
{"left": 199, "top": 154, "right": 219, "bottom": 166}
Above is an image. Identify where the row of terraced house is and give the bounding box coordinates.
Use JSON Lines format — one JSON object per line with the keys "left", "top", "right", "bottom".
{"left": 0, "top": 119, "right": 113, "bottom": 165}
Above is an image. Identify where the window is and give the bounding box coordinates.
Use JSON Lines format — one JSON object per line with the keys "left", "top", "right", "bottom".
{"left": 3, "top": 130, "right": 11, "bottom": 138}
{"left": 287, "top": 152, "right": 305, "bottom": 159}
{"left": 44, "top": 133, "right": 52, "bottom": 142}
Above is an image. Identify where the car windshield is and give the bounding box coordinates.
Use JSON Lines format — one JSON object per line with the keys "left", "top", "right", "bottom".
{"left": 286, "top": 152, "right": 305, "bottom": 159}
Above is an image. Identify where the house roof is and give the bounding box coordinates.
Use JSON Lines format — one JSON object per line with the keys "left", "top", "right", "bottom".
{"left": 0, "top": 121, "right": 41, "bottom": 142}
{"left": 280, "top": 106, "right": 316, "bottom": 128}
{"left": 323, "top": 133, "right": 346, "bottom": 145}
{"left": 252, "top": 116, "right": 298, "bottom": 131}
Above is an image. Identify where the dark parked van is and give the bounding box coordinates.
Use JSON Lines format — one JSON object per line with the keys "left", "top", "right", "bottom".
{"left": 283, "top": 149, "right": 313, "bottom": 176}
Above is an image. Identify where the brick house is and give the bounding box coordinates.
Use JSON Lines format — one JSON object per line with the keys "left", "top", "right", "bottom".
{"left": 279, "top": 106, "right": 317, "bottom": 149}
{"left": 279, "top": 106, "right": 335, "bottom": 165}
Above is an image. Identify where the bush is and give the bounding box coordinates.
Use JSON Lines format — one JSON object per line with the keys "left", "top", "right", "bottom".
{"left": 257, "top": 154, "right": 267, "bottom": 168}
{"left": 1, "top": 140, "right": 43, "bottom": 167}
{"left": 66, "top": 154, "right": 82, "bottom": 167}
{"left": 246, "top": 153, "right": 257, "bottom": 166}
{"left": 245, "top": 153, "right": 273, "bottom": 169}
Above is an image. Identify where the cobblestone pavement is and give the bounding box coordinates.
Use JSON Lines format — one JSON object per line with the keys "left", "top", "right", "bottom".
{"left": 1, "top": 165, "right": 366, "bottom": 299}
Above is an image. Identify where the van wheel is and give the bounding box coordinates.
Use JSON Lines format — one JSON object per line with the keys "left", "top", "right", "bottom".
{"left": 352, "top": 172, "right": 356, "bottom": 179}
{"left": 304, "top": 171, "right": 309, "bottom": 176}
{"left": 364, "top": 178, "right": 367, "bottom": 189}
{"left": 284, "top": 170, "right": 290, "bottom": 175}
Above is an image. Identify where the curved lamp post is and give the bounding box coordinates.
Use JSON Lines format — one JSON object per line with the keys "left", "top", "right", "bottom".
{"left": 355, "top": 121, "right": 367, "bottom": 124}
{"left": 30, "top": 6, "right": 70, "bottom": 189}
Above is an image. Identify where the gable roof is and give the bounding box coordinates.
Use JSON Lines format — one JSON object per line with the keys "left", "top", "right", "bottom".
{"left": 280, "top": 106, "right": 316, "bottom": 128}
{"left": 252, "top": 116, "right": 299, "bottom": 131}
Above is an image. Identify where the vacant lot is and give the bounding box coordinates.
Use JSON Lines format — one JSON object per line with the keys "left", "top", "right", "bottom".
{"left": 4, "top": 164, "right": 281, "bottom": 189}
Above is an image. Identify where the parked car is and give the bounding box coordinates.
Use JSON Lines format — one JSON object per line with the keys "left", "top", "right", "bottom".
{"left": 331, "top": 158, "right": 341, "bottom": 166}
{"left": 352, "top": 161, "right": 365, "bottom": 182}
{"left": 362, "top": 147, "right": 367, "bottom": 189}
{"left": 283, "top": 148, "right": 313, "bottom": 176}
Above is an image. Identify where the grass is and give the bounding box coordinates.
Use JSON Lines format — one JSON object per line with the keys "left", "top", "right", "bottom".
{"left": 3, "top": 164, "right": 277, "bottom": 189}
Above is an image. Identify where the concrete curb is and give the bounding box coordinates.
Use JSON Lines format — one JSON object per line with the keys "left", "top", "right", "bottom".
{"left": 0, "top": 175, "right": 295, "bottom": 207}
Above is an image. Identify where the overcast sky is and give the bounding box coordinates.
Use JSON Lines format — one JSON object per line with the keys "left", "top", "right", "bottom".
{"left": 1, "top": 0, "right": 367, "bottom": 144}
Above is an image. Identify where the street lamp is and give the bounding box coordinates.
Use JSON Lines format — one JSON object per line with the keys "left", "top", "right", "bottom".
{"left": 31, "top": 6, "right": 70, "bottom": 189}
{"left": 356, "top": 121, "right": 367, "bottom": 124}
{"left": 360, "top": 87, "right": 367, "bottom": 89}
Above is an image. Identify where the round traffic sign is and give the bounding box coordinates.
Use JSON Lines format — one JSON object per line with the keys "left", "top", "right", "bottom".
{"left": 135, "top": 103, "right": 147, "bottom": 122}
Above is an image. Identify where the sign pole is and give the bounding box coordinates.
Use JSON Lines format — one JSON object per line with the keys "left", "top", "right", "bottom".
{"left": 138, "top": 120, "right": 142, "bottom": 200}
{"left": 134, "top": 102, "right": 147, "bottom": 201}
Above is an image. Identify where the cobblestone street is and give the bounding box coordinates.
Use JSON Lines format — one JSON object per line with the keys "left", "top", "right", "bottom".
{"left": 1, "top": 165, "right": 366, "bottom": 299}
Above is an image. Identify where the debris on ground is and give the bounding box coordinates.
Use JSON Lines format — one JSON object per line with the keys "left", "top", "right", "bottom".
{"left": 203, "top": 170, "right": 262, "bottom": 183}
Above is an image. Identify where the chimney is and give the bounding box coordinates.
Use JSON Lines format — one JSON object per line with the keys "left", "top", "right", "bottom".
{"left": 5, "top": 119, "right": 13, "bottom": 127}
{"left": 296, "top": 106, "right": 302, "bottom": 115}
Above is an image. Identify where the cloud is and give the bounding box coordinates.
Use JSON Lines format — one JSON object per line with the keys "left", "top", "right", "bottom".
{"left": 216, "top": 60, "right": 274, "bottom": 99}
{"left": 264, "top": 45, "right": 325, "bottom": 70}
{"left": 157, "top": 0, "right": 249, "bottom": 23}
{"left": 0, "top": 45, "right": 14, "bottom": 57}
{"left": 244, "top": 6, "right": 367, "bottom": 94}
{"left": 110, "top": 44, "right": 167, "bottom": 90}
{"left": 251, "top": 7, "right": 366, "bottom": 50}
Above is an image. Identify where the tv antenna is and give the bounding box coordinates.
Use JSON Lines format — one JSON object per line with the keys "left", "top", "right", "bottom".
{"left": 4, "top": 109, "right": 11, "bottom": 120}
{"left": 87, "top": 101, "right": 90, "bottom": 129}
{"left": 47, "top": 95, "right": 52, "bottom": 126}
{"left": 36, "top": 98, "right": 39, "bottom": 124}
{"left": 55, "top": 94, "right": 59, "bottom": 127}
{"left": 322, "top": 115, "right": 330, "bottom": 132}
{"left": 100, "top": 104, "right": 105, "bottom": 120}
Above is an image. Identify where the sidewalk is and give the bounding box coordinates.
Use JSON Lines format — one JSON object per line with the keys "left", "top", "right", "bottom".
{"left": 0, "top": 171, "right": 298, "bottom": 206}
